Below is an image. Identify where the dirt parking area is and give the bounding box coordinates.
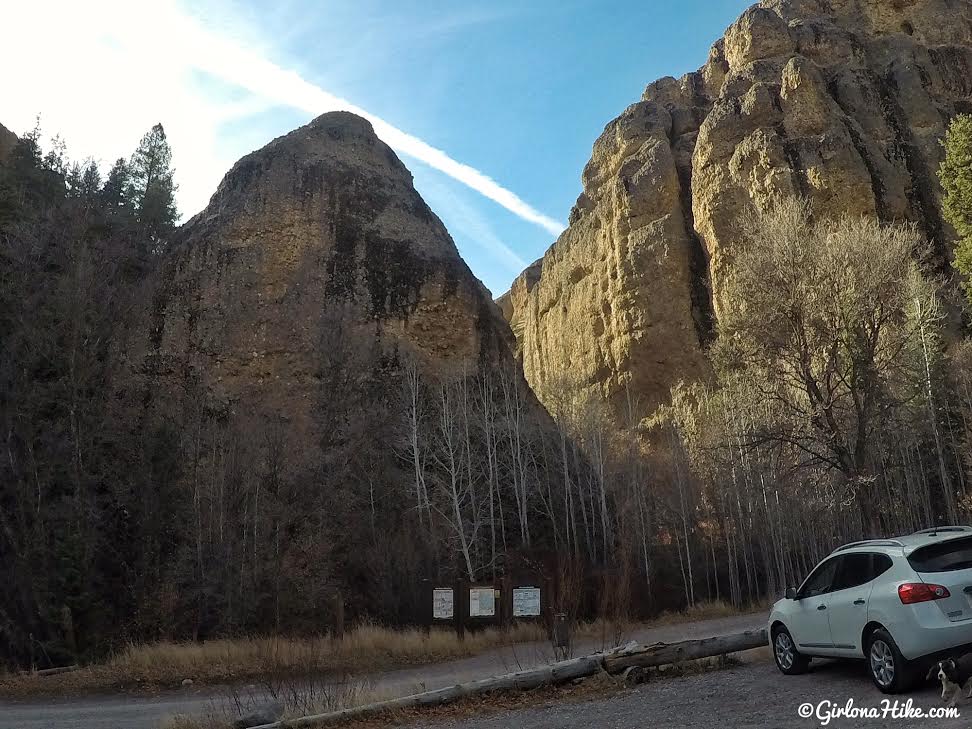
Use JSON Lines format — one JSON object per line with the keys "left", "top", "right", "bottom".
{"left": 404, "top": 657, "right": 968, "bottom": 729}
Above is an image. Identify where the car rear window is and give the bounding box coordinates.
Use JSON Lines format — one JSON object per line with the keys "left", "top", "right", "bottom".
{"left": 909, "top": 536, "right": 972, "bottom": 573}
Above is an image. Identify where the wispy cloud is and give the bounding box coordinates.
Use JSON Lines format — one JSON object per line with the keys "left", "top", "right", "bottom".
{"left": 0, "top": 0, "right": 563, "bottom": 287}
{"left": 29, "top": 0, "right": 560, "bottom": 237}
{"left": 412, "top": 167, "right": 529, "bottom": 277}
{"left": 155, "top": 2, "right": 564, "bottom": 236}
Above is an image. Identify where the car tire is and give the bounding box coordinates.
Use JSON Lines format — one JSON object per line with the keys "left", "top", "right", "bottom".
{"left": 866, "top": 627, "right": 915, "bottom": 693}
{"left": 772, "top": 625, "right": 810, "bottom": 675}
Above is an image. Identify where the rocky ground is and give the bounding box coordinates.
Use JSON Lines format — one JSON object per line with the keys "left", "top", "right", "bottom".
{"left": 405, "top": 659, "right": 967, "bottom": 729}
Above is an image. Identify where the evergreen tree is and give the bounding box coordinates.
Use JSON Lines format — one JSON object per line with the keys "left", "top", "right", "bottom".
{"left": 79, "top": 160, "right": 102, "bottom": 200}
{"left": 0, "top": 120, "right": 64, "bottom": 224}
{"left": 128, "top": 123, "right": 177, "bottom": 247}
{"left": 65, "top": 159, "right": 101, "bottom": 200}
{"left": 100, "top": 157, "right": 133, "bottom": 229}
{"left": 65, "top": 162, "right": 82, "bottom": 195}
{"left": 101, "top": 158, "right": 130, "bottom": 208}
{"left": 42, "top": 133, "right": 68, "bottom": 176}
{"left": 940, "top": 114, "right": 972, "bottom": 303}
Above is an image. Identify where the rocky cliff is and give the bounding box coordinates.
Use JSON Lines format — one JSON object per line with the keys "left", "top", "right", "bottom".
{"left": 0, "top": 123, "right": 17, "bottom": 162}
{"left": 133, "top": 111, "right": 515, "bottom": 438}
{"left": 502, "top": 0, "right": 972, "bottom": 430}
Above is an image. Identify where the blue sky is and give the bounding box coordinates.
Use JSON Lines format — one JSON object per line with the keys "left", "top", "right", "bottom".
{"left": 3, "top": 0, "right": 750, "bottom": 295}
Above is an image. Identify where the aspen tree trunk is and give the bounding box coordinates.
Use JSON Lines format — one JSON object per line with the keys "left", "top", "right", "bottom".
{"left": 572, "top": 441, "right": 594, "bottom": 561}
{"left": 670, "top": 430, "right": 694, "bottom": 606}
{"left": 438, "top": 384, "right": 475, "bottom": 580}
{"left": 458, "top": 374, "right": 481, "bottom": 568}
{"left": 561, "top": 428, "right": 579, "bottom": 558}
{"left": 190, "top": 406, "right": 205, "bottom": 641}
{"left": 946, "top": 412, "right": 967, "bottom": 500}
{"left": 501, "top": 372, "right": 530, "bottom": 547}
{"left": 674, "top": 529, "right": 690, "bottom": 607}
{"left": 479, "top": 374, "right": 498, "bottom": 575}
{"left": 730, "top": 403, "right": 756, "bottom": 602}
{"left": 587, "top": 421, "right": 611, "bottom": 562}
{"left": 405, "top": 362, "right": 430, "bottom": 529}
{"left": 540, "top": 443, "right": 560, "bottom": 552}
{"left": 720, "top": 395, "right": 743, "bottom": 606}
{"left": 916, "top": 296, "right": 957, "bottom": 523}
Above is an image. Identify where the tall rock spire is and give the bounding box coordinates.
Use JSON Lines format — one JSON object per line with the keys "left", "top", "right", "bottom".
{"left": 133, "top": 111, "right": 516, "bottom": 435}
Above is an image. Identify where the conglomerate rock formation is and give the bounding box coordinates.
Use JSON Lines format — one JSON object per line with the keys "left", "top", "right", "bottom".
{"left": 130, "top": 111, "right": 517, "bottom": 439}
{"left": 500, "top": 0, "right": 972, "bottom": 432}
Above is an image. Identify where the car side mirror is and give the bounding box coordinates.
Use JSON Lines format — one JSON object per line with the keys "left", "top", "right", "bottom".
{"left": 785, "top": 587, "right": 798, "bottom": 600}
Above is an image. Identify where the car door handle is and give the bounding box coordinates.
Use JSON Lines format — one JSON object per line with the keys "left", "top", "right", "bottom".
{"left": 817, "top": 605, "right": 827, "bottom": 610}
{"left": 854, "top": 599, "right": 866, "bottom": 605}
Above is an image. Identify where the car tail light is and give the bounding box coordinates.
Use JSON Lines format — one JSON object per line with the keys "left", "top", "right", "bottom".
{"left": 898, "top": 582, "right": 950, "bottom": 604}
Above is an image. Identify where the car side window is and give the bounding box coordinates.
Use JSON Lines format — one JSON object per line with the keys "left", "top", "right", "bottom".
{"left": 872, "top": 553, "right": 893, "bottom": 578}
{"left": 800, "top": 557, "right": 839, "bottom": 597}
{"left": 832, "top": 553, "right": 874, "bottom": 591}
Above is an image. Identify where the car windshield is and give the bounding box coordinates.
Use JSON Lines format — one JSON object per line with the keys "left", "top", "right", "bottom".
{"left": 908, "top": 536, "right": 972, "bottom": 573}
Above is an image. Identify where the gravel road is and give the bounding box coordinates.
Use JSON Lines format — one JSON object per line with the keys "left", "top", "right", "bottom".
{"left": 407, "top": 659, "right": 969, "bottom": 729}
{"left": 0, "top": 613, "right": 766, "bottom": 729}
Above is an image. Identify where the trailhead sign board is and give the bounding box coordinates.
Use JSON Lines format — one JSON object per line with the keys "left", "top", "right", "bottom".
{"left": 513, "top": 586, "right": 541, "bottom": 617}
{"left": 433, "top": 588, "right": 454, "bottom": 619}
{"left": 469, "top": 587, "right": 496, "bottom": 617}
{"left": 431, "top": 584, "right": 542, "bottom": 622}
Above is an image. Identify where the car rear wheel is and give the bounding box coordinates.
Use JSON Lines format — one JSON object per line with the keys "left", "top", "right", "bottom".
{"left": 773, "top": 625, "right": 810, "bottom": 675}
{"left": 866, "top": 628, "right": 915, "bottom": 693}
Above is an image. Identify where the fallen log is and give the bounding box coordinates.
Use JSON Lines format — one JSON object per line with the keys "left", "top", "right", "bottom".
{"left": 25, "top": 665, "right": 80, "bottom": 677}
{"left": 620, "top": 665, "right": 645, "bottom": 687}
{"left": 250, "top": 655, "right": 604, "bottom": 728}
{"left": 603, "top": 628, "right": 768, "bottom": 674}
{"left": 248, "top": 628, "right": 767, "bottom": 729}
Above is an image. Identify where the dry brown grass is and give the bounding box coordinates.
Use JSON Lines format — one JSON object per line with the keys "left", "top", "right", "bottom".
{"left": 0, "top": 622, "right": 546, "bottom": 698}
{"left": 1, "top": 600, "right": 765, "bottom": 700}
{"left": 568, "top": 598, "right": 764, "bottom": 650}
{"left": 649, "top": 598, "right": 767, "bottom": 626}
{"left": 161, "top": 717, "right": 210, "bottom": 729}
{"left": 160, "top": 674, "right": 395, "bottom": 729}
{"left": 112, "top": 621, "right": 547, "bottom": 685}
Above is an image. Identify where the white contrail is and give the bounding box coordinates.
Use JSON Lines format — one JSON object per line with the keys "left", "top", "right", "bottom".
{"left": 142, "top": 2, "right": 566, "bottom": 237}
{"left": 413, "top": 168, "right": 529, "bottom": 273}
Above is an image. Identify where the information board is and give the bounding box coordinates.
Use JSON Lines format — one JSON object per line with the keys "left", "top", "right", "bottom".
{"left": 433, "top": 588, "right": 454, "bottom": 619}
{"left": 513, "top": 586, "right": 541, "bottom": 617}
{"left": 469, "top": 587, "right": 496, "bottom": 617}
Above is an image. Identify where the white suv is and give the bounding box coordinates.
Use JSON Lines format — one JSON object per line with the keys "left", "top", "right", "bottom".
{"left": 770, "top": 526, "right": 972, "bottom": 692}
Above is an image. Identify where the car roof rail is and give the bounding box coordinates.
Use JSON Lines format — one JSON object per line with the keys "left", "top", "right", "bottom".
{"left": 831, "top": 538, "right": 905, "bottom": 554}
{"left": 912, "top": 525, "right": 972, "bottom": 536}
